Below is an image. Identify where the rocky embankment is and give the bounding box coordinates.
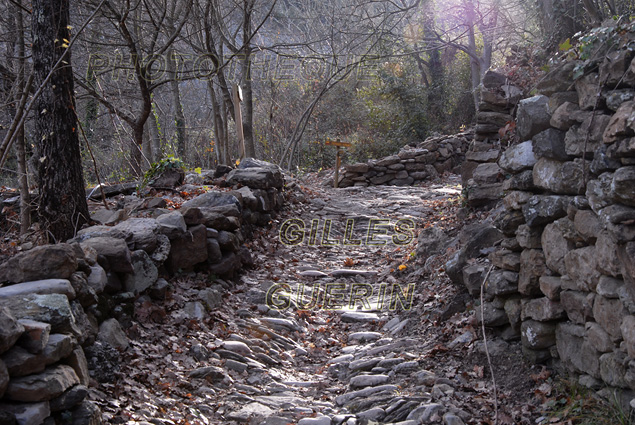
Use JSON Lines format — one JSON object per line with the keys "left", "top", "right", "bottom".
{"left": 0, "top": 159, "right": 290, "bottom": 424}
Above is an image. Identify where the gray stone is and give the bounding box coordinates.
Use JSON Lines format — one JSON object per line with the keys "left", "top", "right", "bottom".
{"left": 156, "top": 211, "right": 187, "bottom": 238}
{"left": 542, "top": 221, "right": 576, "bottom": 276}
{"left": 68, "top": 400, "right": 102, "bottom": 425}
{"left": 522, "top": 195, "right": 570, "bottom": 227}
{"left": 0, "top": 401, "right": 50, "bottom": 425}
{"left": 2, "top": 334, "right": 73, "bottom": 376}
{"left": 519, "top": 249, "right": 548, "bottom": 296}
{"left": 123, "top": 250, "right": 158, "bottom": 294}
{"left": 65, "top": 348, "right": 90, "bottom": 386}
{"left": 0, "top": 279, "right": 75, "bottom": 300}
{"left": 184, "top": 302, "right": 206, "bottom": 320}
{"left": 596, "top": 231, "right": 622, "bottom": 277}
{"left": 111, "top": 218, "right": 160, "bottom": 253}
{"left": 565, "top": 247, "right": 601, "bottom": 292}
{"left": 472, "top": 163, "right": 502, "bottom": 184}
{"left": 532, "top": 158, "right": 585, "bottom": 195}
{"left": 206, "top": 238, "right": 222, "bottom": 264}
{"left": 621, "top": 315, "right": 635, "bottom": 358}
{"left": 341, "top": 312, "right": 380, "bottom": 323}
{"left": 334, "top": 384, "right": 399, "bottom": 406}
{"left": 6, "top": 365, "right": 79, "bottom": 402}
{"left": 475, "top": 302, "right": 508, "bottom": 327}
{"left": 586, "top": 322, "right": 615, "bottom": 353}
{"left": 557, "top": 322, "right": 601, "bottom": 378}
{"left": 50, "top": 384, "right": 88, "bottom": 412}
{"left": 485, "top": 270, "right": 519, "bottom": 296}
{"left": 200, "top": 288, "right": 223, "bottom": 310}
{"left": 612, "top": 166, "right": 635, "bottom": 207}
{"left": 587, "top": 172, "right": 615, "bottom": 213}
{"left": 222, "top": 340, "right": 253, "bottom": 356}
{"left": 503, "top": 191, "right": 533, "bottom": 210}
{"left": 167, "top": 224, "right": 208, "bottom": 271}
{"left": 189, "top": 365, "right": 230, "bottom": 383}
{"left": 603, "top": 101, "right": 635, "bottom": 144}
{"left": 406, "top": 403, "right": 444, "bottom": 423}
{"left": 349, "top": 374, "right": 390, "bottom": 388}
{"left": 540, "top": 276, "right": 563, "bottom": 300}
{"left": 600, "top": 352, "right": 629, "bottom": 388}
{"left": 348, "top": 331, "right": 382, "bottom": 343}
{"left": 576, "top": 73, "right": 601, "bottom": 110}
{"left": 597, "top": 276, "right": 623, "bottom": 299}
{"left": 504, "top": 298, "right": 522, "bottom": 329}
{"left": 521, "top": 320, "right": 556, "bottom": 349}
{"left": 522, "top": 297, "right": 565, "bottom": 321}
{"left": 550, "top": 101, "right": 580, "bottom": 130}
{"left": 80, "top": 237, "right": 133, "bottom": 273}
{"left": 532, "top": 128, "right": 568, "bottom": 160}
{"left": 443, "top": 413, "right": 466, "bottom": 425}
{"left": 182, "top": 190, "right": 241, "bottom": 211}
{"left": 0, "top": 308, "right": 24, "bottom": 355}
{"left": 16, "top": 320, "right": 50, "bottom": 354}
{"left": 503, "top": 169, "right": 536, "bottom": 191}
{"left": 593, "top": 295, "right": 627, "bottom": 340}
{"left": 227, "top": 167, "right": 284, "bottom": 189}
{"left": 0, "top": 294, "right": 79, "bottom": 336}
{"left": 516, "top": 224, "right": 543, "bottom": 249}
{"left": 0, "top": 244, "right": 77, "bottom": 284}
{"left": 97, "top": 319, "right": 128, "bottom": 350}
{"left": 516, "top": 95, "right": 551, "bottom": 140}
{"left": 573, "top": 210, "right": 603, "bottom": 243}
{"left": 561, "top": 291, "right": 595, "bottom": 324}
{"left": 499, "top": 141, "right": 537, "bottom": 172}
{"left": 86, "top": 265, "right": 107, "bottom": 294}
{"left": 537, "top": 62, "right": 576, "bottom": 96}
{"left": 297, "top": 417, "right": 331, "bottom": 425}
{"left": 357, "top": 407, "right": 385, "bottom": 421}
{"left": 564, "top": 114, "right": 611, "bottom": 157}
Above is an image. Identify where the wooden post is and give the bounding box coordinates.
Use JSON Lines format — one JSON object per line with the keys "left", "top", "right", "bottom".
{"left": 232, "top": 83, "right": 245, "bottom": 160}
{"left": 325, "top": 138, "right": 352, "bottom": 188}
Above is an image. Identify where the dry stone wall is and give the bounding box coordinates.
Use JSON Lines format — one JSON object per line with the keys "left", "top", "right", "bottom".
{"left": 338, "top": 133, "right": 470, "bottom": 188}
{"left": 0, "top": 159, "right": 287, "bottom": 425}
{"left": 452, "top": 45, "right": 635, "bottom": 401}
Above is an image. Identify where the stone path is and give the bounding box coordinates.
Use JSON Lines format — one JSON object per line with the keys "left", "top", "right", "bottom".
{"left": 94, "top": 175, "right": 543, "bottom": 425}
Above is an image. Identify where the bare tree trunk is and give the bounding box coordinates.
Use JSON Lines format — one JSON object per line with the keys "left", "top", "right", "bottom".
{"left": 168, "top": 48, "right": 188, "bottom": 159}
{"left": 242, "top": 52, "right": 256, "bottom": 158}
{"left": 33, "top": 0, "right": 89, "bottom": 241}
{"left": 12, "top": 1, "right": 31, "bottom": 234}
{"left": 148, "top": 104, "right": 162, "bottom": 162}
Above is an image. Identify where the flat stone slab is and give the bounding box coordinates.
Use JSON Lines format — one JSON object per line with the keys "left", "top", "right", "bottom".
{"left": 341, "top": 312, "right": 380, "bottom": 323}
{"left": 5, "top": 365, "right": 79, "bottom": 402}
{"left": 0, "top": 279, "right": 75, "bottom": 300}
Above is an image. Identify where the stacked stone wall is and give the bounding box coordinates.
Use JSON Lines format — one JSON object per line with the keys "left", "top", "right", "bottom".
{"left": 0, "top": 159, "right": 288, "bottom": 424}
{"left": 453, "top": 45, "right": 635, "bottom": 401}
{"left": 338, "top": 133, "right": 470, "bottom": 188}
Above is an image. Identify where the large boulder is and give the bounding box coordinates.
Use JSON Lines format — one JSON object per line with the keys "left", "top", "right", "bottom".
{"left": 532, "top": 158, "right": 585, "bottom": 195}
{"left": 79, "top": 237, "right": 133, "bottom": 273}
{"left": 181, "top": 191, "right": 241, "bottom": 211}
{"left": 167, "top": 224, "right": 208, "bottom": 271}
{"left": 226, "top": 167, "right": 284, "bottom": 189}
{"left": 0, "top": 308, "right": 24, "bottom": 355}
{"left": 0, "top": 294, "right": 80, "bottom": 336}
{"left": 516, "top": 95, "right": 551, "bottom": 140}
{"left": 499, "top": 141, "right": 537, "bottom": 173}
{"left": 0, "top": 244, "right": 77, "bottom": 284}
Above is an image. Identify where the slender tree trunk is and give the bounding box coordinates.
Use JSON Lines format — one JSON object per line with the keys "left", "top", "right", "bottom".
{"left": 148, "top": 104, "right": 162, "bottom": 162}
{"left": 33, "top": 0, "right": 89, "bottom": 241}
{"left": 168, "top": 48, "right": 188, "bottom": 159}
{"left": 11, "top": 1, "right": 31, "bottom": 234}
{"left": 242, "top": 52, "right": 256, "bottom": 158}
{"left": 465, "top": 0, "right": 481, "bottom": 110}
